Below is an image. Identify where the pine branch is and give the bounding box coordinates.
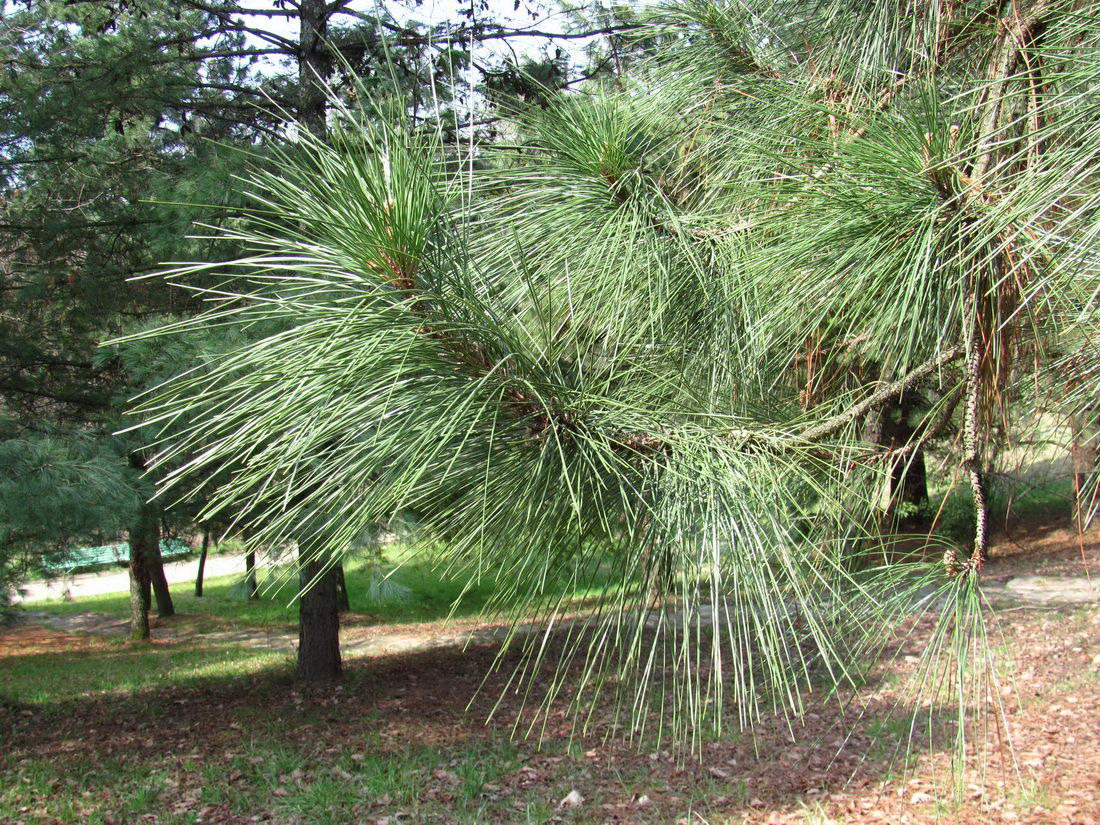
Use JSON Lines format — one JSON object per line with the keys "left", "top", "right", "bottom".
{"left": 799, "top": 346, "right": 965, "bottom": 443}
{"left": 970, "top": 0, "right": 1053, "bottom": 186}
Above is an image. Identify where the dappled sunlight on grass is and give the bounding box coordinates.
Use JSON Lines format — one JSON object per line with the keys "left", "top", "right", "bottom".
{"left": 1, "top": 637, "right": 290, "bottom": 706}
{"left": 26, "top": 551, "right": 624, "bottom": 632}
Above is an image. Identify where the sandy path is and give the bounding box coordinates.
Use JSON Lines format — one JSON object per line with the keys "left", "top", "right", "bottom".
{"left": 15, "top": 552, "right": 261, "bottom": 603}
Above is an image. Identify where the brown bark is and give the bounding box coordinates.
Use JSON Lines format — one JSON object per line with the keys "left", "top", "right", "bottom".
{"left": 195, "top": 527, "right": 210, "bottom": 597}
{"left": 864, "top": 393, "right": 930, "bottom": 529}
{"left": 800, "top": 346, "right": 963, "bottom": 443}
{"left": 292, "top": 3, "right": 340, "bottom": 681}
{"left": 298, "top": 0, "right": 331, "bottom": 139}
{"left": 962, "top": 320, "right": 989, "bottom": 569}
{"left": 335, "top": 562, "right": 349, "bottom": 612}
{"left": 127, "top": 510, "right": 154, "bottom": 641}
{"left": 297, "top": 549, "right": 342, "bottom": 680}
{"left": 127, "top": 452, "right": 172, "bottom": 620}
{"left": 1070, "top": 409, "right": 1099, "bottom": 524}
{"left": 145, "top": 517, "right": 174, "bottom": 618}
{"left": 245, "top": 550, "right": 258, "bottom": 600}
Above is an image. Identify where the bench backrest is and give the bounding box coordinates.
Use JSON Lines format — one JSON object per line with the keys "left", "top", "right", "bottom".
{"left": 47, "top": 539, "right": 192, "bottom": 573}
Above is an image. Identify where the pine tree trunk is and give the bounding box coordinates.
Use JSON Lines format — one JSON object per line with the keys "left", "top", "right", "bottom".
{"left": 886, "top": 394, "right": 930, "bottom": 528}
{"left": 297, "top": 551, "right": 342, "bottom": 680}
{"left": 293, "top": 3, "right": 340, "bottom": 681}
{"left": 298, "top": 0, "right": 330, "bottom": 139}
{"left": 863, "top": 393, "right": 930, "bottom": 530}
{"left": 195, "top": 527, "right": 210, "bottom": 597}
{"left": 245, "top": 550, "right": 258, "bottom": 600}
{"left": 892, "top": 447, "right": 930, "bottom": 527}
{"left": 128, "top": 511, "right": 154, "bottom": 641}
{"left": 335, "top": 562, "right": 349, "bottom": 612}
{"left": 1070, "top": 408, "right": 1099, "bottom": 524}
{"left": 145, "top": 515, "right": 174, "bottom": 618}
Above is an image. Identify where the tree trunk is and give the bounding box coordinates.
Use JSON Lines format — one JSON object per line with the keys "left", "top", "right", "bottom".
{"left": 294, "top": 1, "right": 340, "bottom": 681}
{"left": 245, "top": 550, "right": 258, "bottom": 600}
{"left": 145, "top": 516, "right": 174, "bottom": 618}
{"left": 195, "top": 527, "right": 210, "bottom": 597}
{"left": 127, "top": 507, "right": 155, "bottom": 641}
{"left": 335, "top": 562, "right": 349, "bottom": 612}
{"left": 891, "top": 446, "right": 930, "bottom": 527}
{"left": 886, "top": 392, "right": 930, "bottom": 529}
{"left": 863, "top": 393, "right": 930, "bottom": 530}
{"left": 297, "top": 550, "right": 342, "bottom": 680}
{"left": 298, "top": 0, "right": 331, "bottom": 139}
{"left": 1070, "top": 408, "right": 1099, "bottom": 524}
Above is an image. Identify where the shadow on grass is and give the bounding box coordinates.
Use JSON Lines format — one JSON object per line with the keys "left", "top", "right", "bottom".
{"left": 0, "top": 623, "right": 974, "bottom": 825}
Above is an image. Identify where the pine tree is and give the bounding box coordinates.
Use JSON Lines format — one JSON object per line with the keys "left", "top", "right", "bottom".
{"left": 135, "top": 0, "right": 1100, "bottom": 742}
{"left": 0, "top": 0, "right": 276, "bottom": 635}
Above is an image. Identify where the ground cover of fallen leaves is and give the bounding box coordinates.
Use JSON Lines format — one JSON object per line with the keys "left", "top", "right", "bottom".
{"left": 2, "top": 525, "right": 1097, "bottom": 825}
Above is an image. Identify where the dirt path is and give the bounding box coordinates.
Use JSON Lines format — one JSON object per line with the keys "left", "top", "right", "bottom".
{"left": 18, "top": 524, "right": 1099, "bottom": 658}
{"left": 22, "top": 608, "right": 525, "bottom": 658}
{"left": 16, "top": 551, "right": 265, "bottom": 603}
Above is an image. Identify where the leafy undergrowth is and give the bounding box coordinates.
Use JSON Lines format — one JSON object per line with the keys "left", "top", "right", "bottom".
{"left": 1, "top": 529, "right": 1098, "bottom": 825}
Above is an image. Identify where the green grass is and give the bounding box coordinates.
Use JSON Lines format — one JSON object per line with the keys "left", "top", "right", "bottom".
{"left": 1010, "top": 778, "right": 1059, "bottom": 813}
{"left": 0, "top": 632, "right": 545, "bottom": 825}
{"left": 0, "top": 639, "right": 524, "bottom": 822}
{"left": 26, "top": 551, "right": 620, "bottom": 631}
{"left": 930, "top": 474, "right": 1075, "bottom": 544}
{"left": 1, "top": 640, "right": 290, "bottom": 706}
{"left": 1, "top": 730, "right": 530, "bottom": 825}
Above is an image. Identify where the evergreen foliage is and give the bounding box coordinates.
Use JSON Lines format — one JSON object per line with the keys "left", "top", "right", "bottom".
{"left": 133, "top": 0, "right": 1100, "bottom": 746}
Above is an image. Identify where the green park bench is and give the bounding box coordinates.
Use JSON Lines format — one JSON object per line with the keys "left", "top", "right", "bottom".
{"left": 45, "top": 539, "right": 192, "bottom": 576}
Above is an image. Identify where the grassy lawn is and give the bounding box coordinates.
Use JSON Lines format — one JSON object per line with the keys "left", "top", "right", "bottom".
{"left": 4, "top": 599, "right": 1095, "bottom": 825}
{"left": 25, "top": 552, "right": 621, "bottom": 631}
{"left": 1, "top": 740, "right": 535, "bottom": 825}
{"left": 0, "top": 636, "right": 575, "bottom": 825}
{"left": 4, "top": 526, "right": 1096, "bottom": 825}
{"left": 2, "top": 637, "right": 291, "bottom": 706}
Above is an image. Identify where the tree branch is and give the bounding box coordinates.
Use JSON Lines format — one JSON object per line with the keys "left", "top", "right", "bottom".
{"left": 799, "top": 346, "right": 964, "bottom": 443}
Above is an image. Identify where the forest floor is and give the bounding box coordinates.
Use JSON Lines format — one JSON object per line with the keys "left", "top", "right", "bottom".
{"left": 1, "top": 523, "right": 1098, "bottom": 825}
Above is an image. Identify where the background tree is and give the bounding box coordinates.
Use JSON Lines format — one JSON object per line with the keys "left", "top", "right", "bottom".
{"left": 0, "top": 0, "right": 476, "bottom": 642}
{"left": 0, "top": 0, "right": 275, "bottom": 636}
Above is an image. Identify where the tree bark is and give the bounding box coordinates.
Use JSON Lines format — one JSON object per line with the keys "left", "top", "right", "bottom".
{"left": 892, "top": 446, "right": 929, "bottom": 526}
{"left": 145, "top": 515, "right": 174, "bottom": 618}
{"left": 862, "top": 389, "right": 931, "bottom": 531}
{"left": 962, "top": 319, "right": 989, "bottom": 568}
{"left": 128, "top": 550, "right": 150, "bottom": 641}
{"left": 1070, "top": 408, "right": 1099, "bottom": 524}
{"left": 127, "top": 507, "right": 155, "bottom": 641}
{"left": 883, "top": 394, "right": 930, "bottom": 528}
{"left": 298, "top": 0, "right": 331, "bottom": 139}
{"left": 800, "top": 346, "right": 963, "bottom": 443}
{"left": 195, "top": 526, "right": 210, "bottom": 597}
{"left": 335, "top": 562, "right": 349, "bottom": 612}
{"left": 292, "top": 2, "right": 341, "bottom": 682}
{"left": 127, "top": 451, "right": 173, "bottom": 617}
{"left": 297, "top": 548, "right": 342, "bottom": 680}
{"left": 245, "top": 549, "right": 258, "bottom": 600}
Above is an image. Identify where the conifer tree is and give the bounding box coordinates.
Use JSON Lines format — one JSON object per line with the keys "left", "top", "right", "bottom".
{"left": 137, "top": 0, "right": 1100, "bottom": 737}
